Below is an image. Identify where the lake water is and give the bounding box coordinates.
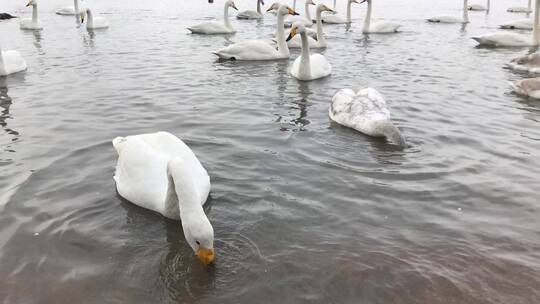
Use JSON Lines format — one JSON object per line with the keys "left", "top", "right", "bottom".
{"left": 1, "top": 0, "right": 540, "bottom": 303}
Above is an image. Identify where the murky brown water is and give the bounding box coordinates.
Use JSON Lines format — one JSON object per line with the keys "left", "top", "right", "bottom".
{"left": 1, "top": 0, "right": 540, "bottom": 303}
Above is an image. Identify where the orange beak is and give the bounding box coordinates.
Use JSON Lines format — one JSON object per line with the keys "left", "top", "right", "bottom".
{"left": 197, "top": 247, "right": 215, "bottom": 265}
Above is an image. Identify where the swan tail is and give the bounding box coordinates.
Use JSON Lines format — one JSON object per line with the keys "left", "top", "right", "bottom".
{"left": 112, "top": 136, "right": 127, "bottom": 153}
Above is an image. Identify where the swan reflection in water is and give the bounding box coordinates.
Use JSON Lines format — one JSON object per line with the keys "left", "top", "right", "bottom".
{"left": 0, "top": 78, "right": 20, "bottom": 153}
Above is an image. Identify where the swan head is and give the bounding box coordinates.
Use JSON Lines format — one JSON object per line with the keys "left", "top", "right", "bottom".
{"left": 25, "top": 0, "right": 37, "bottom": 7}
{"left": 185, "top": 220, "right": 215, "bottom": 266}
{"left": 374, "top": 120, "right": 406, "bottom": 147}
{"left": 267, "top": 3, "right": 299, "bottom": 15}
{"left": 316, "top": 4, "right": 334, "bottom": 13}
{"left": 226, "top": 0, "right": 239, "bottom": 11}
{"left": 79, "top": 9, "right": 89, "bottom": 23}
{"left": 286, "top": 22, "right": 307, "bottom": 41}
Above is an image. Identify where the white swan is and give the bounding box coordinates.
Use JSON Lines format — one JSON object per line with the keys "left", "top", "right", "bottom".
{"left": 188, "top": 0, "right": 238, "bottom": 34}
{"left": 56, "top": 0, "right": 80, "bottom": 15}
{"left": 500, "top": 19, "right": 532, "bottom": 30}
{"left": 329, "top": 87, "right": 406, "bottom": 146}
{"left": 284, "top": 0, "right": 315, "bottom": 27}
{"left": 510, "top": 77, "right": 540, "bottom": 99}
{"left": 0, "top": 43, "right": 27, "bottom": 76}
{"left": 237, "top": 0, "right": 264, "bottom": 19}
{"left": 472, "top": 0, "right": 540, "bottom": 47}
{"left": 112, "top": 131, "right": 214, "bottom": 265}
{"left": 468, "top": 0, "right": 489, "bottom": 11}
{"left": 214, "top": 3, "right": 297, "bottom": 60}
{"left": 508, "top": 0, "right": 532, "bottom": 12}
{"left": 288, "top": 4, "right": 332, "bottom": 49}
{"left": 507, "top": 52, "right": 540, "bottom": 72}
{"left": 20, "top": 0, "right": 43, "bottom": 30}
{"left": 321, "top": 0, "right": 358, "bottom": 24}
{"left": 80, "top": 8, "right": 109, "bottom": 30}
{"left": 360, "top": 0, "right": 401, "bottom": 33}
{"left": 427, "top": 0, "right": 469, "bottom": 23}
{"left": 287, "top": 23, "right": 332, "bottom": 80}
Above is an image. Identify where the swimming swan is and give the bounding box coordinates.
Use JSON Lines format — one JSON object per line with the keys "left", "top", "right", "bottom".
{"left": 507, "top": 52, "right": 540, "bottom": 72}
{"left": 237, "top": 0, "right": 265, "bottom": 19}
{"left": 472, "top": 0, "right": 540, "bottom": 47}
{"left": 468, "top": 0, "right": 489, "bottom": 11}
{"left": 188, "top": 0, "right": 238, "bottom": 34}
{"left": 20, "top": 0, "right": 43, "bottom": 30}
{"left": 0, "top": 13, "right": 17, "bottom": 20}
{"left": 321, "top": 0, "right": 359, "bottom": 24}
{"left": 284, "top": 0, "right": 315, "bottom": 27}
{"left": 80, "top": 8, "right": 109, "bottom": 30}
{"left": 214, "top": 4, "right": 297, "bottom": 60}
{"left": 56, "top": 0, "right": 80, "bottom": 15}
{"left": 287, "top": 23, "right": 332, "bottom": 80}
{"left": 510, "top": 77, "right": 540, "bottom": 99}
{"left": 330, "top": 87, "right": 406, "bottom": 146}
{"left": 0, "top": 43, "right": 27, "bottom": 76}
{"left": 288, "top": 4, "right": 333, "bottom": 49}
{"left": 500, "top": 19, "right": 532, "bottom": 30}
{"left": 112, "top": 131, "right": 214, "bottom": 266}
{"left": 508, "top": 0, "right": 532, "bottom": 12}
{"left": 427, "top": 0, "right": 469, "bottom": 23}
{"left": 360, "top": 0, "right": 401, "bottom": 33}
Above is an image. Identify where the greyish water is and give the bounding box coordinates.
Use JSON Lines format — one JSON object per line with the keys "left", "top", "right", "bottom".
{"left": 1, "top": 0, "right": 540, "bottom": 303}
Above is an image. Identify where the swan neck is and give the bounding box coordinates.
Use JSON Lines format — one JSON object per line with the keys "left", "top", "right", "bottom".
{"left": 74, "top": 0, "right": 79, "bottom": 14}
{"left": 347, "top": 1, "right": 352, "bottom": 23}
{"left": 224, "top": 4, "right": 232, "bottom": 29}
{"left": 277, "top": 11, "right": 289, "bottom": 57}
{"left": 333, "top": 0, "right": 337, "bottom": 10}
{"left": 256, "top": 0, "right": 262, "bottom": 14}
{"left": 167, "top": 159, "right": 203, "bottom": 216}
{"left": 363, "top": 0, "right": 372, "bottom": 33}
{"left": 32, "top": 4, "right": 38, "bottom": 23}
{"left": 529, "top": 0, "right": 533, "bottom": 10}
{"left": 533, "top": 0, "right": 540, "bottom": 45}
{"left": 293, "top": 0, "right": 297, "bottom": 10}
{"left": 305, "top": 2, "right": 312, "bottom": 21}
{"left": 463, "top": 0, "right": 469, "bottom": 22}
{"left": 299, "top": 32, "right": 311, "bottom": 79}
{"left": 0, "top": 46, "right": 4, "bottom": 71}
{"left": 378, "top": 121, "right": 406, "bottom": 147}
{"left": 487, "top": 0, "right": 490, "bottom": 10}
{"left": 316, "top": 9, "right": 326, "bottom": 46}
{"left": 86, "top": 9, "right": 94, "bottom": 28}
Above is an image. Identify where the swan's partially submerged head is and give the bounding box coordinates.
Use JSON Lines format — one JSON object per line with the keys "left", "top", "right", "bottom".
{"left": 286, "top": 22, "right": 307, "bottom": 41}
{"left": 267, "top": 3, "right": 299, "bottom": 16}
{"left": 184, "top": 218, "right": 215, "bottom": 266}
{"left": 226, "top": 0, "right": 239, "bottom": 11}
{"left": 26, "top": 0, "right": 36, "bottom": 7}
{"left": 374, "top": 120, "right": 406, "bottom": 147}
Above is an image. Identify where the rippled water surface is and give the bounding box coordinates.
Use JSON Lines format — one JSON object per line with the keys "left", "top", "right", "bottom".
{"left": 1, "top": 0, "right": 540, "bottom": 303}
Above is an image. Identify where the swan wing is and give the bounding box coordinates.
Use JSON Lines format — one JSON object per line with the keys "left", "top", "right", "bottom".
{"left": 471, "top": 31, "right": 530, "bottom": 46}
{"left": 287, "top": 35, "right": 323, "bottom": 49}
{"left": 322, "top": 14, "right": 346, "bottom": 24}
{"left": 369, "top": 21, "right": 401, "bottom": 33}
{"left": 499, "top": 19, "right": 532, "bottom": 30}
{"left": 427, "top": 16, "right": 461, "bottom": 23}
{"left": 214, "top": 40, "right": 280, "bottom": 60}
{"left": 2, "top": 50, "right": 27, "bottom": 75}
{"left": 309, "top": 53, "right": 332, "bottom": 79}
{"left": 188, "top": 21, "right": 230, "bottom": 34}
{"left": 56, "top": 7, "right": 76, "bottom": 15}
{"left": 237, "top": 10, "right": 262, "bottom": 19}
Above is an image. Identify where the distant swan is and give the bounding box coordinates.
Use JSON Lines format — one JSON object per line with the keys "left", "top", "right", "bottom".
{"left": 56, "top": 0, "right": 80, "bottom": 15}
{"left": 427, "top": 0, "right": 469, "bottom": 23}
{"left": 287, "top": 23, "right": 332, "bottom": 81}
{"left": 288, "top": 4, "right": 333, "bottom": 49}
{"left": 472, "top": 0, "right": 540, "bottom": 47}
{"left": 510, "top": 77, "right": 540, "bottom": 99}
{"left": 321, "top": 0, "right": 359, "bottom": 24}
{"left": 20, "top": 0, "right": 43, "bottom": 30}
{"left": 360, "top": 0, "right": 401, "bottom": 33}
{"left": 113, "top": 131, "right": 215, "bottom": 266}
{"left": 499, "top": 19, "right": 532, "bottom": 30}
{"left": 237, "top": 0, "right": 264, "bottom": 19}
{"left": 329, "top": 87, "right": 406, "bottom": 146}
{"left": 0, "top": 13, "right": 16, "bottom": 20}
{"left": 508, "top": 0, "right": 532, "bottom": 12}
{"left": 284, "top": 0, "right": 315, "bottom": 27}
{"left": 0, "top": 43, "right": 27, "bottom": 76}
{"left": 80, "top": 8, "right": 109, "bottom": 30}
{"left": 188, "top": 0, "right": 238, "bottom": 34}
{"left": 214, "top": 3, "right": 297, "bottom": 60}
{"left": 468, "top": 0, "right": 489, "bottom": 11}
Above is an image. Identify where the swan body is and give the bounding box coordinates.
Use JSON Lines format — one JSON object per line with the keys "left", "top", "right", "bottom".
{"left": 237, "top": 0, "right": 264, "bottom": 19}
{"left": 214, "top": 4, "right": 296, "bottom": 60}
{"left": 321, "top": 0, "right": 358, "bottom": 24}
{"left": 56, "top": 0, "right": 80, "bottom": 15}
{"left": 0, "top": 13, "right": 16, "bottom": 20}
{"left": 80, "top": 8, "right": 109, "bottom": 30}
{"left": 0, "top": 45, "right": 27, "bottom": 76}
{"left": 329, "top": 87, "right": 406, "bottom": 146}
{"left": 189, "top": 0, "right": 238, "bottom": 34}
{"left": 20, "top": 0, "right": 42, "bottom": 30}
{"left": 500, "top": 19, "right": 532, "bottom": 30}
{"left": 468, "top": 0, "right": 489, "bottom": 11}
{"left": 510, "top": 77, "right": 540, "bottom": 99}
{"left": 113, "top": 131, "right": 215, "bottom": 265}
{"left": 284, "top": 0, "right": 315, "bottom": 27}
{"left": 508, "top": 0, "right": 532, "bottom": 12}
{"left": 428, "top": 0, "right": 469, "bottom": 23}
{"left": 287, "top": 23, "right": 332, "bottom": 81}
{"left": 288, "top": 4, "right": 332, "bottom": 49}
{"left": 507, "top": 53, "right": 540, "bottom": 73}
{"left": 361, "top": 0, "right": 401, "bottom": 33}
